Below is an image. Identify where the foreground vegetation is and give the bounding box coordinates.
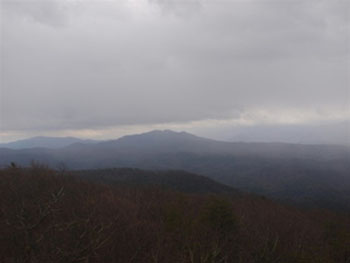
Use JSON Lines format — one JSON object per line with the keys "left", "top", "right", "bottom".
{"left": 0, "top": 165, "right": 349, "bottom": 263}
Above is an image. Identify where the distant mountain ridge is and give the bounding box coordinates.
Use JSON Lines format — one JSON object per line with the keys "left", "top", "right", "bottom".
{"left": 1, "top": 130, "right": 349, "bottom": 167}
{"left": 0, "top": 136, "right": 98, "bottom": 149}
{"left": 1, "top": 130, "right": 350, "bottom": 210}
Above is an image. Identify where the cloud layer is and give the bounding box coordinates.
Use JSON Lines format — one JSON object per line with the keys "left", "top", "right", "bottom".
{"left": 1, "top": 0, "right": 349, "bottom": 138}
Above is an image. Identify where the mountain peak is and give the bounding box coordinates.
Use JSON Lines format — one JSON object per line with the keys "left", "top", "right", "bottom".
{"left": 143, "top": 129, "right": 193, "bottom": 136}
{"left": 99, "top": 130, "right": 208, "bottom": 151}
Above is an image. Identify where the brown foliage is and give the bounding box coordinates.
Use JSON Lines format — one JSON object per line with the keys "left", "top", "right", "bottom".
{"left": 0, "top": 166, "right": 349, "bottom": 263}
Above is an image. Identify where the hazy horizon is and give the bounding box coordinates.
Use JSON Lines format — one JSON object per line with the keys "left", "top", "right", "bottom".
{"left": 1, "top": 121, "right": 349, "bottom": 146}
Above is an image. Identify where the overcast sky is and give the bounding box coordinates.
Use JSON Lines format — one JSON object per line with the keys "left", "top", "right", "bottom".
{"left": 0, "top": 0, "right": 349, "bottom": 142}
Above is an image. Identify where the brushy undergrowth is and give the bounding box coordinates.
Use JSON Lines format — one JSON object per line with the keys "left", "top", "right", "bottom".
{"left": 0, "top": 164, "right": 349, "bottom": 263}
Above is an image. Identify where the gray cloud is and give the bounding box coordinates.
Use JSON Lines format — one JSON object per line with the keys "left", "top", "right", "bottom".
{"left": 149, "top": 0, "right": 202, "bottom": 17}
{"left": 1, "top": 0, "right": 68, "bottom": 26}
{"left": 0, "top": 0, "right": 349, "bottom": 136}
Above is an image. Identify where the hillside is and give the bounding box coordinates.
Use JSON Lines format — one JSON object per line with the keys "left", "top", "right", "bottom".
{"left": 71, "top": 168, "right": 235, "bottom": 194}
{"left": 1, "top": 166, "right": 349, "bottom": 263}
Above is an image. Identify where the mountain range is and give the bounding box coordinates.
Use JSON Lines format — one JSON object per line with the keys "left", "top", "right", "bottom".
{"left": 1, "top": 130, "right": 350, "bottom": 210}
